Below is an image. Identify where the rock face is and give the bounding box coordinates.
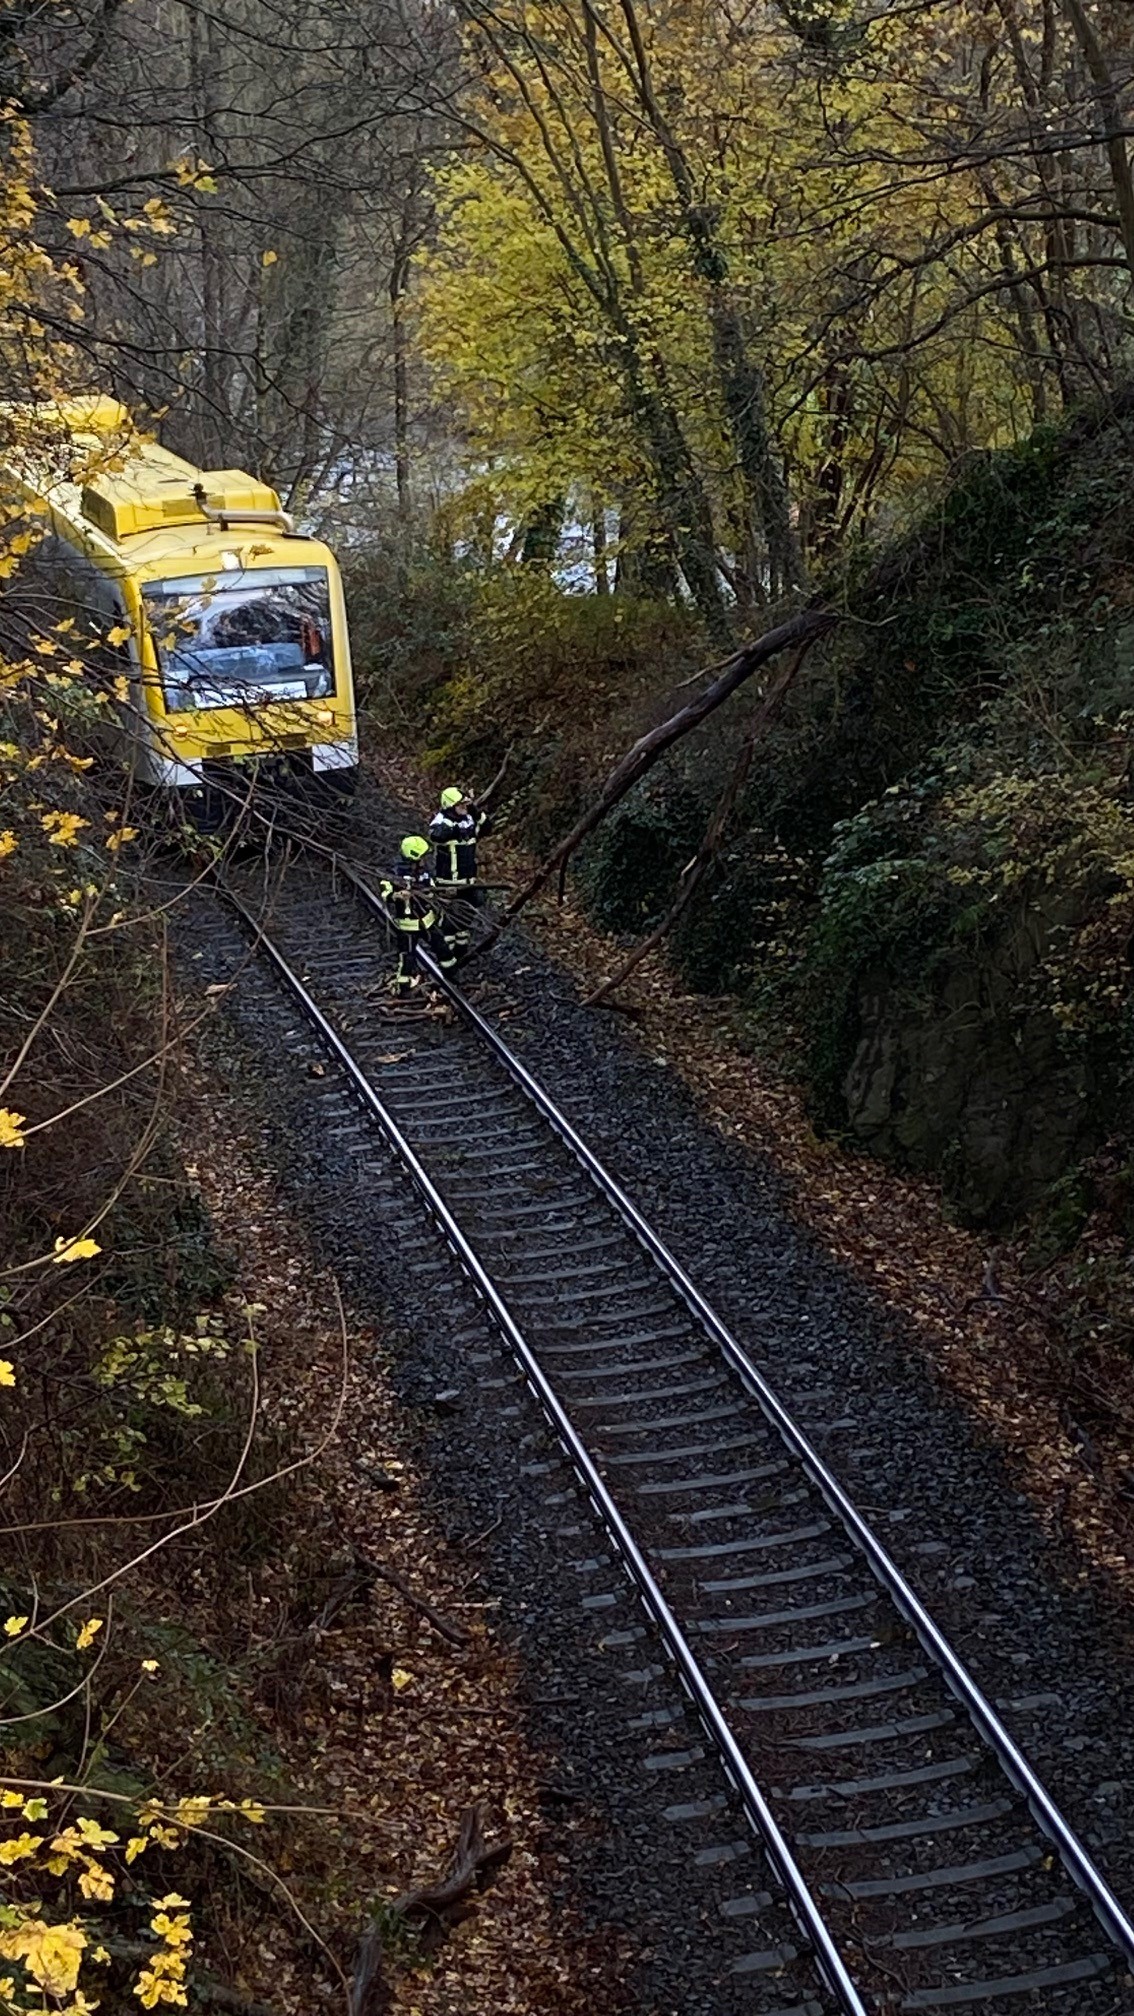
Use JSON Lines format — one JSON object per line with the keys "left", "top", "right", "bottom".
{"left": 840, "top": 893, "right": 1102, "bottom": 1226}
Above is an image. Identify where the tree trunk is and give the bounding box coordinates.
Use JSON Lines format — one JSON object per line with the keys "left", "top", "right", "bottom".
{"left": 520, "top": 496, "right": 565, "bottom": 567}
{"left": 390, "top": 240, "right": 412, "bottom": 523}
{"left": 1061, "top": 0, "right": 1134, "bottom": 281}
{"left": 592, "top": 494, "right": 609, "bottom": 592}
{"left": 189, "top": 3, "right": 228, "bottom": 466}
{"left": 627, "top": 354, "right": 731, "bottom": 641}
{"left": 612, "top": 0, "right": 804, "bottom": 598}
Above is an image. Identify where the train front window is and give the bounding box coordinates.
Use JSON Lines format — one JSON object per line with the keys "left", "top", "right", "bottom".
{"left": 143, "top": 567, "right": 334, "bottom": 713}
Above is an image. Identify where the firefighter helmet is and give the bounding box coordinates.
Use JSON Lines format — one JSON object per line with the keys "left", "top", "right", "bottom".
{"left": 400, "top": 834, "right": 430, "bottom": 862}
{"left": 439, "top": 786, "right": 464, "bottom": 810}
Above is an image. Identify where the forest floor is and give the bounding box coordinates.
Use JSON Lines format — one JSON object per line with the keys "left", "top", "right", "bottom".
{"left": 373, "top": 745, "right": 1134, "bottom": 1606}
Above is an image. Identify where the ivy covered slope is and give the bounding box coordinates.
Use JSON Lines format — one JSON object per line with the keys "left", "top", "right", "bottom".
{"left": 591, "top": 395, "right": 1134, "bottom": 1231}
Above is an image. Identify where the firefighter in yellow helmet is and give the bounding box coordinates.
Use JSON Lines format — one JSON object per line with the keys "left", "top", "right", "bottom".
{"left": 379, "top": 834, "right": 454, "bottom": 997}
{"left": 429, "top": 785, "right": 489, "bottom": 958}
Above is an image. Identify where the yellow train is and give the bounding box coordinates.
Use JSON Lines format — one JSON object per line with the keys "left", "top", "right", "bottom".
{"left": 3, "top": 398, "right": 358, "bottom": 826}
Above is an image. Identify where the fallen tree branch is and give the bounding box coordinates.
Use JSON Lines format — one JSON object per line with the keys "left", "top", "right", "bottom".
{"left": 392, "top": 1800, "right": 512, "bottom": 1920}
{"left": 349, "top": 1930, "right": 392, "bottom": 2016}
{"left": 350, "top": 1802, "right": 511, "bottom": 2008}
{"left": 355, "top": 1552, "right": 472, "bottom": 1649}
{"left": 585, "top": 632, "right": 820, "bottom": 1005}
{"left": 469, "top": 604, "right": 836, "bottom": 961}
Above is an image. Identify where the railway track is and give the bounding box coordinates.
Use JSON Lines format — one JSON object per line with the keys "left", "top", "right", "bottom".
{"left": 213, "top": 847, "right": 1134, "bottom": 2015}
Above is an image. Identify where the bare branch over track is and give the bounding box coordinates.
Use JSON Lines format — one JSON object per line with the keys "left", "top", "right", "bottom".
{"left": 471, "top": 604, "right": 837, "bottom": 958}
{"left": 585, "top": 629, "right": 824, "bottom": 1004}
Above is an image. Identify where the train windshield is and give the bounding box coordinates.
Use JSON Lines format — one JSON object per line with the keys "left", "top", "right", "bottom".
{"left": 143, "top": 566, "right": 334, "bottom": 713}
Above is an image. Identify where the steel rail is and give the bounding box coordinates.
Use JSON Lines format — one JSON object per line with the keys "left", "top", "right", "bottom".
{"left": 339, "top": 861, "right": 1134, "bottom": 1974}
{"left": 219, "top": 879, "right": 867, "bottom": 2016}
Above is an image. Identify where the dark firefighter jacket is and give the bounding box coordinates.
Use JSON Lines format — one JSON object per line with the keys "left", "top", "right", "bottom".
{"left": 429, "top": 808, "right": 488, "bottom": 886}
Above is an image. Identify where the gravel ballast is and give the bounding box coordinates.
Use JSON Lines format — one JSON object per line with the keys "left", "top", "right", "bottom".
{"left": 184, "top": 897, "right": 834, "bottom": 2016}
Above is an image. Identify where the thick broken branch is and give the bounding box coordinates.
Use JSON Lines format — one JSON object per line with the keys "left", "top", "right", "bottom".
{"left": 471, "top": 605, "right": 836, "bottom": 960}
{"left": 393, "top": 1800, "right": 513, "bottom": 1921}
{"left": 351, "top": 1804, "right": 511, "bottom": 2010}
{"left": 585, "top": 632, "right": 819, "bottom": 1005}
{"left": 473, "top": 745, "right": 512, "bottom": 812}
{"left": 357, "top": 1553, "right": 472, "bottom": 1649}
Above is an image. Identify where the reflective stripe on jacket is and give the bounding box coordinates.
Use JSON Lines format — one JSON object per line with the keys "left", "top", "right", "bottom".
{"left": 429, "top": 809, "right": 474, "bottom": 886}
{"left": 381, "top": 874, "right": 436, "bottom": 932}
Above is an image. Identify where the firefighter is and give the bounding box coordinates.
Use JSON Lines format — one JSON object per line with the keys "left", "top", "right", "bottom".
{"left": 429, "top": 786, "right": 483, "bottom": 958}
{"left": 380, "top": 835, "right": 454, "bottom": 997}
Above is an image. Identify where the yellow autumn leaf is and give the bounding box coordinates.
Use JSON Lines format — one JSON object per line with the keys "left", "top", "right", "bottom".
{"left": 52, "top": 1235, "right": 102, "bottom": 1264}
{"left": 0, "top": 1792, "right": 20, "bottom": 1808}
{"left": 40, "top": 810, "right": 88, "bottom": 847}
{"left": 125, "top": 1834, "right": 149, "bottom": 1864}
{"left": 0, "top": 831, "right": 17, "bottom": 860}
{"left": 65, "top": 216, "right": 91, "bottom": 238}
{"left": 172, "top": 1796, "right": 209, "bottom": 1827}
{"left": 135, "top": 1967, "right": 186, "bottom": 2009}
{"left": 105, "top": 825, "right": 138, "bottom": 852}
{"left": 78, "top": 1861, "right": 114, "bottom": 1900}
{"left": 150, "top": 1912, "right": 192, "bottom": 1945}
{"left": 0, "top": 1831, "right": 43, "bottom": 1863}
{"left": 0, "top": 1363, "right": 15, "bottom": 1388}
{"left": 3, "top": 1615, "right": 28, "bottom": 1636}
{"left": 141, "top": 1657, "right": 160, "bottom": 1673}
{"left": 0, "top": 1918, "right": 86, "bottom": 1995}
{"left": 21, "top": 1797, "right": 47, "bottom": 1820}
{"left": 261, "top": 248, "right": 278, "bottom": 266}
{"left": 76, "top": 1616, "right": 103, "bottom": 1650}
{"left": 391, "top": 1666, "right": 413, "bottom": 1692}
{"left": 77, "top": 1817, "right": 118, "bottom": 1847}
{"left": 0, "top": 1109, "right": 26, "bottom": 1149}
{"left": 105, "top": 623, "right": 131, "bottom": 647}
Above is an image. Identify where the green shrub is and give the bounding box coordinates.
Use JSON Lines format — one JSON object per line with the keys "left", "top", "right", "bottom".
{"left": 346, "top": 549, "right": 701, "bottom": 844}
